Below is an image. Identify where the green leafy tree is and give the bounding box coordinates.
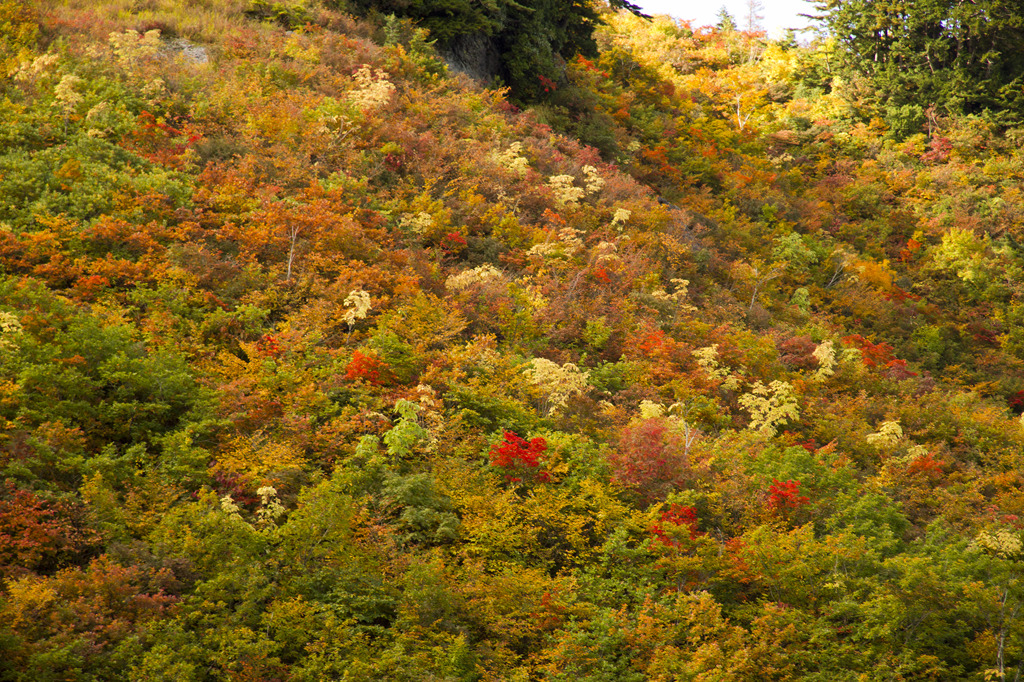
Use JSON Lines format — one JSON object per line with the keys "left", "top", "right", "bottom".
{"left": 814, "top": 0, "right": 1024, "bottom": 122}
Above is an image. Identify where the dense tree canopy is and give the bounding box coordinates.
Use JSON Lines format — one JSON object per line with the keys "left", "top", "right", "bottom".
{"left": 815, "top": 0, "right": 1024, "bottom": 125}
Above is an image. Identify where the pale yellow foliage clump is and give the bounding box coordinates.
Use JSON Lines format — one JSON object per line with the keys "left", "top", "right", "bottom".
{"left": 906, "top": 444, "right": 930, "bottom": 458}
{"left": 651, "top": 278, "right": 697, "bottom": 312}
{"left": 519, "top": 284, "right": 549, "bottom": 310}
{"left": 638, "top": 400, "right": 700, "bottom": 421}
{"left": 866, "top": 420, "right": 903, "bottom": 447}
{"left": 462, "top": 335, "right": 503, "bottom": 371}
{"left": 528, "top": 227, "right": 585, "bottom": 259}
{"left": 348, "top": 65, "right": 395, "bottom": 111}
{"left": 524, "top": 358, "right": 590, "bottom": 414}
{"left": 548, "top": 174, "right": 585, "bottom": 207}
{"left": 342, "top": 289, "right": 371, "bottom": 326}
{"left": 692, "top": 345, "right": 722, "bottom": 375}
{"left": 15, "top": 53, "right": 58, "bottom": 82}
{"left": 811, "top": 340, "right": 836, "bottom": 382}
{"left": 582, "top": 165, "right": 605, "bottom": 194}
{"left": 220, "top": 494, "right": 241, "bottom": 516}
{"left": 638, "top": 400, "right": 665, "bottom": 419}
{"left": 0, "top": 311, "right": 22, "bottom": 335}
{"left": 445, "top": 264, "right": 505, "bottom": 291}
{"left": 611, "top": 207, "right": 631, "bottom": 230}
{"left": 52, "top": 74, "right": 83, "bottom": 115}
{"left": 220, "top": 487, "right": 285, "bottom": 527}
{"left": 0, "top": 311, "right": 20, "bottom": 352}
{"left": 495, "top": 142, "right": 530, "bottom": 177}
{"left": 527, "top": 242, "right": 559, "bottom": 258}
{"left": 739, "top": 380, "right": 799, "bottom": 436}
{"left": 400, "top": 211, "right": 434, "bottom": 235}
{"left": 592, "top": 241, "right": 619, "bottom": 265}
{"left": 528, "top": 227, "right": 585, "bottom": 261}
{"left": 414, "top": 383, "right": 440, "bottom": 410}
{"left": 635, "top": 400, "right": 691, "bottom": 424}
{"left": 82, "top": 100, "right": 112, "bottom": 139}
{"left": 558, "top": 227, "right": 583, "bottom": 253}
{"left": 85, "top": 101, "right": 110, "bottom": 122}
{"left": 108, "top": 29, "right": 161, "bottom": 67}
{"left": 256, "top": 486, "right": 285, "bottom": 525}
{"left": 693, "top": 345, "right": 738, "bottom": 388}
{"left": 973, "top": 529, "right": 1023, "bottom": 559}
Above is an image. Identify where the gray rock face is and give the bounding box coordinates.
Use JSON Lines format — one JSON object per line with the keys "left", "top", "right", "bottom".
{"left": 163, "top": 38, "right": 209, "bottom": 64}
{"left": 440, "top": 32, "right": 501, "bottom": 83}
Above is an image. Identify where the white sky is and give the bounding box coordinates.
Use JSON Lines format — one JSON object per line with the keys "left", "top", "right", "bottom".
{"left": 633, "top": 0, "right": 820, "bottom": 38}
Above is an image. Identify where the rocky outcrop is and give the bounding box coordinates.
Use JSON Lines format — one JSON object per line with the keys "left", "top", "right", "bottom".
{"left": 163, "top": 38, "right": 209, "bottom": 64}
{"left": 440, "top": 32, "right": 502, "bottom": 83}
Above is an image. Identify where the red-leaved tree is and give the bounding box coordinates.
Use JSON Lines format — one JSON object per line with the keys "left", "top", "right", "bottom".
{"left": 767, "top": 479, "right": 810, "bottom": 513}
{"left": 607, "top": 418, "right": 689, "bottom": 504}
{"left": 489, "top": 431, "right": 550, "bottom": 484}
{"left": 650, "top": 503, "right": 699, "bottom": 548}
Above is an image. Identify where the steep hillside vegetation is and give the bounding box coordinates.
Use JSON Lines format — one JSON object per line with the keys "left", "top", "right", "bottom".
{"left": 2, "top": 1, "right": 1024, "bottom": 679}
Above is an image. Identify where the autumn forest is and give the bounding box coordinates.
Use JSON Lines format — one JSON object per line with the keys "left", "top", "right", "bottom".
{"left": 3, "top": 0, "right": 1024, "bottom": 679}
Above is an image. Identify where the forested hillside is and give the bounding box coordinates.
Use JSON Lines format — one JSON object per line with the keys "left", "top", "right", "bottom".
{"left": 3, "top": 1, "right": 1024, "bottom": 679}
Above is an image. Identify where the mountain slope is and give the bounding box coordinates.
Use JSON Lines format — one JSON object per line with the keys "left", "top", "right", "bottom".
{"left": 2, "top": 1, "right": 1024, "bottom": 679}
